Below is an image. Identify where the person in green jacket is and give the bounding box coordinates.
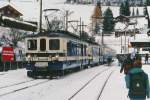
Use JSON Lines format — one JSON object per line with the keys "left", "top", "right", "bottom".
{"left": 125, "top": 57, "right": 150, "bottom": 100}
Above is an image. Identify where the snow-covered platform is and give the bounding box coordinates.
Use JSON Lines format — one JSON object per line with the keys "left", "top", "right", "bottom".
{"left": 0, "top": 61, "right": 149, "bottom": 100}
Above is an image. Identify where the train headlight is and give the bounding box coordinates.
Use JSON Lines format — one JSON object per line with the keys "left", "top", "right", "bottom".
{"left": 27, "top": 54, "right": 31, "bottom": 59}
{"left": 27, "top": 54, "right": 31, "bottom": 60}
{"left": 55, "top": 54, "right": 59, "bottom": 60}
{"left": 49, "top": 55, "right": 52, "bottom": 61}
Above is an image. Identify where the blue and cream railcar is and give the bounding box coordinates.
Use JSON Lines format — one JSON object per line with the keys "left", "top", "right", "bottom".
{"left": 25, "top": 31, "right": 103, "bottom": 77}
{"left": 25, "top": 31, "right": 92, "bottom": 77}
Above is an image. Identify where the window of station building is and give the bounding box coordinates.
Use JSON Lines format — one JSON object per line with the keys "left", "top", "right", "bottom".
{"left": 49, "top": 39, "right": 60, "bottom": 50}
{"left": 40, "top": 39, "right": 46, "bottom": 51}
{"left": 27, "top": 39, "right": 37, "bottom": 50}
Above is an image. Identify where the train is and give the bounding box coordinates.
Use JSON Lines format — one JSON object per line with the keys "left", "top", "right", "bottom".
{"left": 25, "top": 30, "right": 112, "bottom": 78}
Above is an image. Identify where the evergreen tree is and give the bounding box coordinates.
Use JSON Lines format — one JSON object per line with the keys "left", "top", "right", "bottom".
{"left": 103, "top": 7, "right": 114, "bottom": 33}
{"left": 136, "top": 8, "right": 139, "bottom": 16}
{"left": 124, "top": 0, "right": 130, "bottom": 16}
{"left": 145, "top": 0, "right": 150, "bottom": 6}
{"left": 73, "top": 0, "right": 76, "bottom": 3}
{"left": 132, "top": 8, "right": 135, "bottom": 16}
{"left": 120, "top": 0, "right": 130, "bottom": 16}
{"left": 66, "top": 0, "right": 71, "bottom": 3}
{"left": 139, "top": 0, "right": 143, "bottom": 6}
{"left": 144, "top": 6, "right": 147, "bottom": 16}
{"left": 120, "top": 2, "right": 125, "bottom": 15}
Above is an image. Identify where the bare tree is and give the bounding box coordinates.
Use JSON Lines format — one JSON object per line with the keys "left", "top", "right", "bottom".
{"left": 9, "top": 28, "right": 26, "bottom": 47}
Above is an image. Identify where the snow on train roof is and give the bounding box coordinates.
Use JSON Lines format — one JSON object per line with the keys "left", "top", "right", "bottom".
{"left": 26, "top": 30, "right": 100, "bottom": 45}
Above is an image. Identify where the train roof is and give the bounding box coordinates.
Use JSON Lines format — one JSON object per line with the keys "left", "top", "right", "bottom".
{"left": 26, "top": 30, "right": 79, "bottom": 38}
{"left": 26, "top": 30, "right": 100, "bottom": 46}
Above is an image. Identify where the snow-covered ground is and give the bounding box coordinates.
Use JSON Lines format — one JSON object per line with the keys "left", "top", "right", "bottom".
{"left": 0, "top": 1, "right": 149, "bottom": 99}
{"left": 0, "top": 60, "right": 149, "bottom": 100}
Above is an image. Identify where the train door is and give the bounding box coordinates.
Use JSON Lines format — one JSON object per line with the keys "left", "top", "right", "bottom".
{"left": 40, "top": 38, "right": 46, "bottom": 51}
{"left": 99, "top": 47, "right": 101, "bottom": 64}
{"left": 27, "top": 39, "right": 37, "bottom": 51}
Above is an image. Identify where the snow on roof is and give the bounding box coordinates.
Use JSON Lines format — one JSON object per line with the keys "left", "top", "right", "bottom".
{"left": 130, "top": 34, "right": 150, "bottom": 42}
{"left": 114, "top": 22, "right": 126, "bottom": 30}
{"left": 2, "top": 16, "right": 37, "bottom": 27}
{"left": 10, "top": 1, "right": 38, "bottom": 21}
{"left": 0, "top": 3, "right": 23, "bottom": 16}
{"left": 115, "top": 17, "right": 147, "bottom": 33}
{"left": 130, "top": 17, "right": 148, "bottom": 29}
{"left": 0, "top": 2, "right": 23, "bottom": 15}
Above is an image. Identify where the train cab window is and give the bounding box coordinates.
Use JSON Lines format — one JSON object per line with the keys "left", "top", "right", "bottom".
{"left": 27, "top": 39, "right": 37, "bottom": 50}
{"left": 49, "top": 39, "right": 60, "bottom": 50}
{"left": 40, "top": 39, "right": 46, "bottom": 51}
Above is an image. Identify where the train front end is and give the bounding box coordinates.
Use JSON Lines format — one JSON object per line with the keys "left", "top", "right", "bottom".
{"left": 25, "top": 35, "right": 67, "bottom": 77}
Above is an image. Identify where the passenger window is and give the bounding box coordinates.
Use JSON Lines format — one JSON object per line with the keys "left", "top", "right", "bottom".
{"left": 49, "top": 39, "right": 60, "bottom": 50}
{"left": 40, "top": 39, "right": 46, "bottom": 51}
{"left": 27, "top": 39, "right": 37, "bottom": 50}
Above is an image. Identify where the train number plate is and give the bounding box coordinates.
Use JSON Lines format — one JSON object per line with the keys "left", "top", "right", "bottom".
{"left": 35, "top": 62, "right": 48, "bottom": 67}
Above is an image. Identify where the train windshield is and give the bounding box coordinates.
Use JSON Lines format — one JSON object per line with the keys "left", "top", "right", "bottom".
{"left": 49, "top": 39, "right": 60, "bottom": 50}
{"left": 27, "top": 39, "right": 37, "bottom": 50}
{"left": 40, "top": 39, "right": 46, "bottom": 51}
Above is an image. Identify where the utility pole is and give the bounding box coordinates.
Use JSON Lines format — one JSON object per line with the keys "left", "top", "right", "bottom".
{"left": 38, "top": 0, "right": 43, "bottom": 33}
{"left": 124, "top": 30, "right": 127, "bottom": 53}
{"left": 128, "top": 38, "right": 129, "bottom": 53}
{"left": 65, "top": 10, "right": 69, "bottom": 31}
{"left": 134, "top": 23, "right": 136, "bottom": 39}
{"left": 82, "top": 21, "right": 84, "bottom": 33}
{"left": 78, "top": 18, "right": 87, "bottom": 39}
{"left": 121, "top": 34, "right": 122, "bottom": 53}
{"left": 65, "top": 10, "right": 74, "bottom": 31}
{"left": 80, "top": 17, "right": 82, "bottom": 38}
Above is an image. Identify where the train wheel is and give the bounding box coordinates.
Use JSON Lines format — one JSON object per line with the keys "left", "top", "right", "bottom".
{"left": 27, "top": 71, "right": 33, "bottom": 77}
{"left": 31, "top": 71, "right": 37, "bottom": 79}
{"left": 62, "top": 70, "right": 65, "bottom": 76}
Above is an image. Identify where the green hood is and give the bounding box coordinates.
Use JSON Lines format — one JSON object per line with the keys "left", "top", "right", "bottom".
{"left": 129, "top": 68, "right": 144, "bottom": 74}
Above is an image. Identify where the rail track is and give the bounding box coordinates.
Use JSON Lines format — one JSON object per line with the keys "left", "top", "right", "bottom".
{"left": 96, "top": 71, "right": 114, "bottom": 100}
{"left": 0, "top": 65, "right": 115, "bottom": 99}
{"left": 0, "top": 79, "right": 50, "bottom": 97}
{"left": 0, "top": 79, "right": 35, "bottom": 90}
{"left": 68, "top": 67, "right": 114, "bottom": 100}
{"left": 0, "top": 73, "right": 5, "bottom": 75}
